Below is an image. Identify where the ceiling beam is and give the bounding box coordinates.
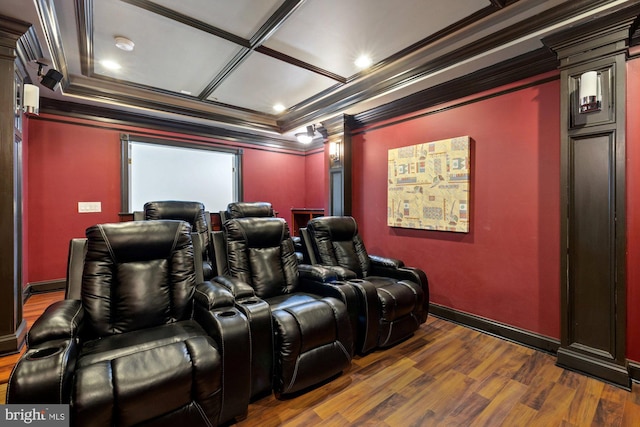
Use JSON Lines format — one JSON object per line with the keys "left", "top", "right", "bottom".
{"left": 199, "top": 0, "right": 308, "bottom": 99}
{"left": 249, "top": 0, "right": 307, "bottom": 46}
{"left": 119, "top": 0, "right": 250, "bottom": 47}
{"left": 255, "top": 45, "right": 346, "bottom": 83}
{"left": 198, "top": 48, "right": 252, "bottom": 100}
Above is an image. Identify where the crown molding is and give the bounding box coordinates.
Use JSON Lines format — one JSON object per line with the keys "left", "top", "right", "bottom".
{"left": 38, "top": 97, "right": 322, "bottom": 152}
{"left": 352, "top": 47, "right": 558, "bottom": 128}
{"left": 0, "top": 14, "right": 32, "bottom": 42}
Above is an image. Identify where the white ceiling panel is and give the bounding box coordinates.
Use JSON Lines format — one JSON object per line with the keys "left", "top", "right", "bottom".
{"left": 93, "top": 0, "right": 242, "bottom": 95}
{"left": 263, "top": 0, "right": 487, "bottom": 77}
{"left": 210, "top": 51, "right": 337, "bottom": 113}
{"left": 149, "top": 0, "right": 285, "bottom": 39}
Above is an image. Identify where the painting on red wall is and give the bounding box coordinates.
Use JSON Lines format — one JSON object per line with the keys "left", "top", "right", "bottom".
{"left": 387, "top": 136, "right": 470, "bottom": 232}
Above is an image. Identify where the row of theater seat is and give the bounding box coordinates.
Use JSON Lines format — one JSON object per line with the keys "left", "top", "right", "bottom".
{"left": 6, "top": 201, "right": 429, "bottom": 426}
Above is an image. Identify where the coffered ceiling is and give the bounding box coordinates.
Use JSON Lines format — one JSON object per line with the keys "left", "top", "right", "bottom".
{"left": 1, "top": 0, "right": 637, "bottom": 146}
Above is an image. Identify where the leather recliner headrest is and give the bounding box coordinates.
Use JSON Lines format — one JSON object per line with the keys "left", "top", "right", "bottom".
{"left": 307, "top": 216, "right": 358, "bottom": 242}
{"left": 144, "top": 201, "right": 207, "bottom": 231}
{"left": 226, "top": 202, "right": 274, "bottom": 219}
{"left": 86, "top": 220, "right": 192, "bottom": 263}
{"left": 225, "top": 217, "right": 287, "bottom": 248}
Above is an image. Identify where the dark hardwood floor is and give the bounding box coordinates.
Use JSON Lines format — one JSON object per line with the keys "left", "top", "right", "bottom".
{"left": 2, "top": 291, "right": 639, "bottom": 426}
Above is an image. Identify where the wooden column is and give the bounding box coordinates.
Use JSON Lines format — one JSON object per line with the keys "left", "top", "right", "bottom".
{"left": 544, "top": 7, "right": 639, "bottom": 389}
{"left": 321, "top": 114, "right": 353, "bottom": 216}
{"left": 0, "top": 15, "right": 30, "bottom": 355}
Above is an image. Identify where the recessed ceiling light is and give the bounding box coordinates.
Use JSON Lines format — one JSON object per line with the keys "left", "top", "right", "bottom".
{"left": 354, "top": 54, "right": 373, "bottom": 69}
{"left": 273, "top": 103, "right": 285, "bottom": 113}
{"left": 100, "top": 60, "right": 121, "bottom": 71}
{"left": 115, "top": 36, "right": 135, "bottom": 52}
{"left": 180, "top": 90, "right": 192, "bottom": 95}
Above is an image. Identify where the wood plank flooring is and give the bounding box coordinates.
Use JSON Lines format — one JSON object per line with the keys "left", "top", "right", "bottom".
{"left": 2, "top": 291, "right": 639, "bottom": 426}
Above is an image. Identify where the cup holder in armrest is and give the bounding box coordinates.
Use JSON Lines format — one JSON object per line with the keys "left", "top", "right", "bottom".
{"left": 27, "top": 346, "right": 63, "bottom": 360}
{"left": 330, "top": 280, "right": 349, "bottom": 286}
{"left": 10, "top": 341, "right": 76, "bottom": 404}
{"left": 348, "top": 279, "right": 366, "bottom": 284}
{"left": 216, "top": 310, "right": 237, "bottom": 318}
{"left": 241, "top": 298, "right": 261, "bottom": 305}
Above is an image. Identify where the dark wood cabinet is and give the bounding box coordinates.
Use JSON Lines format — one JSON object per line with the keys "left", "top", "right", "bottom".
{"left": 290, "top": 208, "right": 324, "bottom": 237}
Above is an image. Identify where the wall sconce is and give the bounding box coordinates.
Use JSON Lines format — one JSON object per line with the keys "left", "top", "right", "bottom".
{"left": 329, "top": 140, "right": 341, "bottom": 165}
{"left": 23, "top": 83, "right": 39, "bottom": 115}
{"left": 579, "top": 71, "right": 601, "bottom": 113}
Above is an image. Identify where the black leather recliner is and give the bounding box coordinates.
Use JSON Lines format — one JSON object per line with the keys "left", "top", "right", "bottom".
{"left": 213, "top": 217, "right": 354, "bottom": 396}
{"left": 7, "top": 220, "right": 251, "bottom": 426}
{"left": 301, "top": 216, "right": 429, "bottom": 353}
{"left": 219, "top": 201, "right": 309, "bottom": 264}
{"left": 214, "top": 201, "right": 278, "bottom": 273}
{"left": 143, "top": 200, "right": 215, "bottom": 281}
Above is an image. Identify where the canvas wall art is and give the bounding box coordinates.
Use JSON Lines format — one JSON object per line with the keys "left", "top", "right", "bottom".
{"left": 387, "top": 136, "right": 470, "bottom": 232}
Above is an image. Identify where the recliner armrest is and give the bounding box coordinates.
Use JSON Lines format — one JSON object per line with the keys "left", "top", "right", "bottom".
{"left": 300, "top": 263, "right": 357, "bottom": 280}
{"left": 7, "top": 338, "right": 78, "bottom": 404}
{"left": 295, "top": 279, "right": 358, "bottom": 358}
{"left": 298, "top": 264, "right": 338, "bottom": 283}
{"left": 368, "top": 259, "right": 430, "bottom": 324}
{"left": 369, "top": 254, "right": 404, "bottom": 269}
{"left": 28, "top": 300, "right": 84, "bottom": 347}
{"left": 194, "top": 281, "right": 236, "bottom": 310}
{"left": 212, "top": 275, "right": 256, "bottom": 299}
{"left": 329, "top": 266, "right": 358, "bottom": 280}
{"left": 370, "top": 258, "right": 428, "bottom": 290}
{"left": 193, "top": 292, "right": 251, "bottom": 424}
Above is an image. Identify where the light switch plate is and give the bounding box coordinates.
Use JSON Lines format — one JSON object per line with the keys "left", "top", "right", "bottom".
{"left": 78, "top": 202, "right": 102, "bottom": 213}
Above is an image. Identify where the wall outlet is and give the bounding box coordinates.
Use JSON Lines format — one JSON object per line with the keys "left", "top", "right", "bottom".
{"left": 78, "top": 202, "right": 102, "bottom": 213}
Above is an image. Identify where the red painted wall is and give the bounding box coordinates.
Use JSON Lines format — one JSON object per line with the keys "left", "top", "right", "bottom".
{"left": 27, "top": 120, "right": 121, "bottom": 284}
{"left": 25, "top": 116, "right": 318, "bottom": 284}
{"left": 626, "top": 57, "right": 640, "bottom": 362}
{"left": 351, "top": 76, "right": 561, "bottom": 339}
{"left": 241, "top": 148, "right": 309, "bottom": 219}
{"left": 304, "top": 150, "right": 325, "bottom": 208}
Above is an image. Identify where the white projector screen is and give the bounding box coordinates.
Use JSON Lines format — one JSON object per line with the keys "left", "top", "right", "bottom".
{"left": 125, "top": 138, "right": 240, "bottom": 213}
